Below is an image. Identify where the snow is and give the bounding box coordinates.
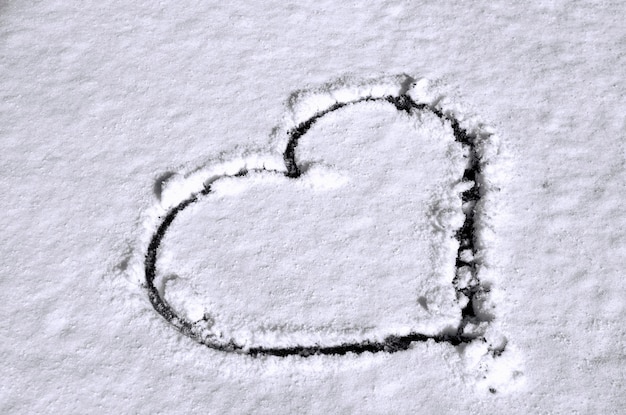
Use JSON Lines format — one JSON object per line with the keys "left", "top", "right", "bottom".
{"left": 1, "top": 0, "right": 624, "bottom": 413}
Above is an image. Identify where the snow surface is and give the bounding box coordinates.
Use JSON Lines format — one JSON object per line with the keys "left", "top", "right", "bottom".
{"left": 1, "top": 0, "right": 624, "bottom": 413}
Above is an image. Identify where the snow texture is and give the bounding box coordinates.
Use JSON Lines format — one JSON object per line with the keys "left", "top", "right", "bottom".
{"left": 1, "top": 1, "right": 624, "bottom": 413}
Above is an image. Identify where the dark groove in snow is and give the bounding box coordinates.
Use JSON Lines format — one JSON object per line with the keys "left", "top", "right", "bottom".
{"left": 144, "top": 93, "right": 491, "bottom": 356}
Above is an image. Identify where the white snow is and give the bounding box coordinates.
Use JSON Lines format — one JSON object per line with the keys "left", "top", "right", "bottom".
{"left": 1, "top": 0, "right": 624, "bottom": 413}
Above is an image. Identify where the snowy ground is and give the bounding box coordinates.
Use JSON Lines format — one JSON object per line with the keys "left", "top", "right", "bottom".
{"left": 1, "top": 1, "right": 625, "bottom": 413}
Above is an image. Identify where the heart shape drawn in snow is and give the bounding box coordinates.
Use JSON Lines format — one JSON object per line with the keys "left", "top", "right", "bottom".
{"left": 142, "top": 75, "right": 502, "bottom": 357}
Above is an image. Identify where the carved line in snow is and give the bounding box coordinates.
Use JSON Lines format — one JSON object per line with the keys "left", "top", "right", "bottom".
{"left": 143, "top": 81, "right": 501, "bottom": 358}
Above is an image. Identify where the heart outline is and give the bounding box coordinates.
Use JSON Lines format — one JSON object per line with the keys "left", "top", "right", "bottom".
{"left": 143, "top": 86, "right": 492, "bottom": 356}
